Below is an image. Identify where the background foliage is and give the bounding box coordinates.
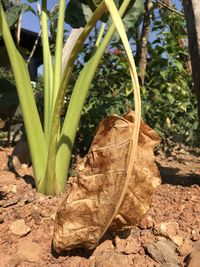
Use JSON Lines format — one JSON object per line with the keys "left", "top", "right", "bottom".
{"left": 0, "top": 0, "right": 199, "bottom": 155}
{"left": 68, "top": 1, "right": 199, "bottom": 156}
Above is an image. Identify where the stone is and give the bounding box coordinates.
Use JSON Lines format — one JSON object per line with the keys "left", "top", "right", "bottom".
{"left": 146, "top": 239, "right": 179, "bottom": 265}
{"left": 178, "top": 239, "right": 193, "bottom": 256}
{"left": 186, "top": 250, "right": 200, "bottom": 267}
{"left": 89, "top": 251, "right": 133, "bottom": 267}
{"left": 10, "top": 185, "right": 18, "bottom": 193}
{"left": 50, "top": 212, "right": 56, "bottom": 220}
{"left": 115, "top": 235, "right": 140, "bottom": 254}
{"left": 153, "top": 222, "right": 179, "bottom": 240}
{"left": 17, "top": 239, "right": 41, "bottom": 263}
{"left": 9, "top": 219, "right": 30, "bottom": 237}
{"left": 170, "top": 235, "right": 183, "bottom": 247}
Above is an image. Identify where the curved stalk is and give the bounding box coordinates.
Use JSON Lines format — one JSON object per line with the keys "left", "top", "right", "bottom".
{"left": 41, "top": 0, "right": 53, "bottom": 143}
{"left": 55, "top": 0, "right": 133, "bottom": 191}
{"left": 53, "top": 0, "right": 65, "bottom": 108}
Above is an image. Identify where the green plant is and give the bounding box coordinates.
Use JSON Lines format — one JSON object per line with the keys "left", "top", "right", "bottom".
{"left": 71, "top": 0, "right": 199, "bottom": 154}
{"left": 0, "top": 0, "right": 141, "bottom": 195}
{"left": 142, "top": 2, "right": 199, "bottom": 147}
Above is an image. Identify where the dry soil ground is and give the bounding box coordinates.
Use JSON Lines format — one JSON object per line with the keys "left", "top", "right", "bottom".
{"left": 0, "top": 146, "right": 200, "bottom": 267}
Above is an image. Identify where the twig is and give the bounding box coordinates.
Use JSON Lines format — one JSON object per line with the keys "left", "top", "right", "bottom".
{"left": 156, "top": 0, "right": 184, "bottom": 16}
{"left": 16, "top": 14, "right": 22, "bottom": 46}
{"left": 27, "top": 31, "right": 41, "bottom": 64}
{"left": 27, "top": 3, "right": 42, "bottom": 64}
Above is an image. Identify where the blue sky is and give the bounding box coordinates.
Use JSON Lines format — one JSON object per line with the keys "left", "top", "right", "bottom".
{"left": 21, "top": 0, "right": 183, "bottom": 33}
{"left": 21, "top": 0, "right": 58, "bottom": 32}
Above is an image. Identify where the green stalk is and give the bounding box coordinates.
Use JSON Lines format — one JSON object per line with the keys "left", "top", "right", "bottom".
{"left": 95, "top": 22, "right": 106, "bottom": 47}
{"left": 38, "top": 2, "right": 107, "bottom": 194}
{"left": 55, "top": 0, "right": 132, "bottom": 188}
{"left": 41, "top": 0, "right": 53, "bottom": 143}
{"left": 0, "top": 4, "right": 47, "bottom": 187}
{"left": 53, "top": 0, "right": 65, "bottom": 108}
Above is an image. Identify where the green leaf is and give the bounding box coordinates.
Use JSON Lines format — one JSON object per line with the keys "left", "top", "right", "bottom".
{"left": 110, "top": 0, "right": 144, "bottom": 39}
{"left": 65, "top": 0, "right": 92, "bottom": 28}
{"left": 0, "top": 3, "right": 34, "bottom": 36}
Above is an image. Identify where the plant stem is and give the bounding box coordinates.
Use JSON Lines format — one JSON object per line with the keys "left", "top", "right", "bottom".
{"left": 41, "top": 0, "right": 53, "bottom": 143}
{"left": 40, "top": 2, "right": 107, "bottom": 194}
{"left": 0, "top": 4, "right": 47, "bottom": 187}
{"left": 55, "top": 0, "right": 133, "bottom": 189}
{"left": 53, "top": 0, "right": 65, "bottom": 109}
{"left": 95, "top": 22, "right": 106, "bottom": 47}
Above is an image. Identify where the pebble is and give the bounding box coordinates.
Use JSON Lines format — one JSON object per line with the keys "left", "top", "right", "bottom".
{"left": 115, "top": 235, "right": 140, "bottom": 254}
{"left": 170, "top": 235, "right": 183, "bottom": 247}
{"left": 177, "top": 239, "right": 193, "bottom": 256}
{"left": 17, "top": 239, "right": 41, "bottom": 263}
{"left": 153, "top": 222, "right": 179, "bottom": 239}
{"left": 89, "top": 250, "right": 133, "bottom": 267}
{"left": 9, "top": 219, "right": 31, "bottom": 237}
{"left": 146, "top": 239, "right": 179, "bottom": 265}
{"left": 50, "top": 212, "right": 56, "bottom": 220}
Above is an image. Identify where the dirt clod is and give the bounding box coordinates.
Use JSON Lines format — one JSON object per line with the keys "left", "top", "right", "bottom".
{"left": 9, "top": 219, "right": 31, "bottom": 237}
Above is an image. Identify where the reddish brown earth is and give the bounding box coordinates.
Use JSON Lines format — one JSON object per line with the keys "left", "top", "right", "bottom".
{"left": 0, "top": 146, "right": 200, "bottom": 267}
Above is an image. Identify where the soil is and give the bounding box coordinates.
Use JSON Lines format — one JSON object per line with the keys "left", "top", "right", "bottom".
{"left": 0, "top": 146, "right": 200, "bottom": 267}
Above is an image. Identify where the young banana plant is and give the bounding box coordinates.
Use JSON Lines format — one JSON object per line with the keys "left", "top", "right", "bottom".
{"left": 0, "top": 0, "right": 141, "bottom": 195}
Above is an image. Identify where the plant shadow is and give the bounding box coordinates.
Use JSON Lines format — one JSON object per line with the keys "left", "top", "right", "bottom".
{"left": 157, "top": 162, "right": 200, "bottom": 186}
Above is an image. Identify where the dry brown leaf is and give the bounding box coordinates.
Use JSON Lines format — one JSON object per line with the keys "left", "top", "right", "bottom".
{"left": 53, "top": 110, "right": 161, "bottom": 252}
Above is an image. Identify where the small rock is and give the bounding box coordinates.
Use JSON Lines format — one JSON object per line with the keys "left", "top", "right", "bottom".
{"left": 130, "top": 227, "right": 141, "bottom": 237}
{"left": 115, "top": 235, "right": 140, "bottom": 254}
{"left": 140, "top": 229, "right": 155, "bottom": 247}
{"left": 17, "top": 239, "right": 41, "bottom": 263}
{"left": 191, "top": 229, "right": 199, "bottom": 241}
{"left": 31, "top": 210, "right": 41, "bottom": 224}
{"left": 153, "top": 222, "right": 179, "bottom": 240}
{"left": 50, "top": 212, "right": 56, "bottom": 220}
{"left": 170, "top": 235, "right": 183, "bottom": 247}
{"left": 10, "top": 185, "right": 18, "bottom": 193}
{"left": 178, "top": 239, "right": 193, "bottom": 256}
{"left": 10, "top": 219, "right": 30, "bottom": 237}
{"left": 186, "top": 250, "right": 200, "bottom": 267}
{"left": 146, "top": 239, "right": 179, "bottom": 265}
{"left": 0, "top": 199, "right": 19, "bottom": 208}
{"left": 89, "top": 250, "right": 133, "bottom": 267}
